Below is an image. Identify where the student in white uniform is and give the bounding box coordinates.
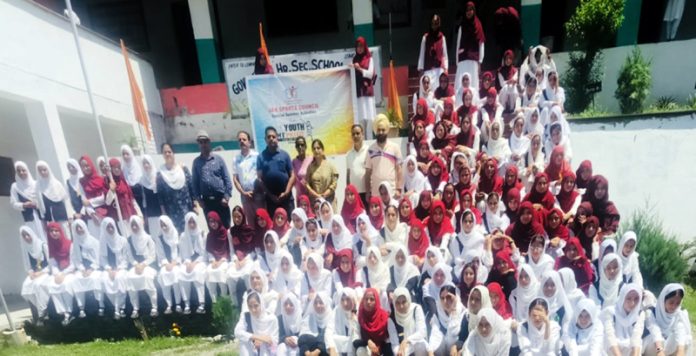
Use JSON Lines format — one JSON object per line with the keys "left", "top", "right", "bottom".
{"left": 428, "top": 284, "right": 465, "bottom": 355}
{"left": 588, "top": 252, "right": 623, "bottom": 310}
{"left": 300, "top": 253, "right": 332, "bottom": 307}
{"left": 35, "top": 160, "right": 70, "bottom": 232}
{"left": 277, "top": 292, "right": 302, "bottom": 356}
{"left": 125, "top": 215, "right": 159, "bottom": 318}
{"left": 391, "top": 287, "right": 429, "bottom": 356}
{"left": 333, "top": 287, "right": 360, "bottom": 356}
{"left": 99, "top": 218, "right": 129, "bottom": 320}
{"left": 509, "top": 264, "right": 540, "bottom": 322}
{"left": 562, "top": 298, "right": 604, "bottom": 356}
{"left": 298, "top": 293, "right": 338, "bottom": 356}
{"left": 517, "top": 297, "right": 562, "bottom": 356}
{"left": 643, "top": 283, "right": 693, "bottom": 356}
{"left": 602, "top": 283, "right": 646, "bottom": 356}
{"left": 462, "top": 307, "right": 512, "bottom": 356}
{"left": 154, "top": 215, "right": 184, "bottom": 314}
{"left": 45, "top": 222, "right": 76, "bottom": 326}
{"left": 70, "top": 219, "right": 104, "bottom": 317}
{"left": 19, "top": 226, "right": 50, "bottom": 324}
{"left": 272, "top": 250, "right": 302, "bottom": 299}
{"left": 618, "top": 231, "right": 644, "bottom": 287}
{"left": 10, "top": 161, "right": 46, "bottom": 243}
{"left": 234, "top": 291, "right": 279, "bottom": 356}
{"left": 178, "top": 212, "right": 207, "bottom": 314}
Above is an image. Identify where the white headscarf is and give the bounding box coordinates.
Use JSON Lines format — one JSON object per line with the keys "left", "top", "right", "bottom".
{"left": 275, "top": 250, "right": 301, "bottom": 289}
{"left": 523, "top": 108, "right": 544, "bottom": 138}
{"left": 393, "top": 287, "right": 417, "bottom": 333}
{"left": 613, "top": 283, "right": 643, "bottom": 340}
{"left": 378, "top": 180, "right": 398, "bottom": 209}
{"left": 120, "top": 144, "right": 142, "bottom": 186}
{"left": 598, "top": 253, "right": 623, "bottom": 306}
{"left": 139, "top": 155, "right": 158, "bottom": 192}
{"left": 365, "top": 246, "right": 390, "bottom": 291}
{"left": 334, "top": 287, "right": 358, "bottom": 336}
{"left": 539, "top": 270, "right": 572, "bottom": 317}
{"left": 286, "top": 208, "right": 308, "bottom": 246}
{"left": 100, "top": 217, "right": 126, "bottom": 252}
{"left": 513, "top": 264, "right": 540, "bottom": 321}
{"left": 19, "top": 226, "right": 44, "bottom": 260}
{"left": 468, "top": 285, "right": 493, "bottom": 332}
{"left": 179, "top": 212, "right": 204, "bottom": 261}
{"left": 158, "top": 215, "right": 179, "bottom": 246}
{"left": 423, "top": 246, "right": 445, "bottom": 277}
{"left": 454, "top": 209, "right": 486, "bottom": 253}
{"left": 427, "top": 262, "right": 453, "bottom": 300}
{"left": 558, "top": 267, "right": 585, "bottom": 305}
{"left": 262, "top": 231, "right": 283, "bottom": 272}
{"left": 12, "top": 161, "right": 36, "bottom": 201}
{"left": 280, "top": 292, "right": 302, "bottom": 335}
{"left": 526, "top": 238, "right": 555, "bottom": 280}
{"left": 247, "top": 265, "right": 270, "bottom": 294}
{"left": 355, "top": 213, "right": 380, "bottom": 243}
{"left": 434, "top": 283, "right": 465, "bottom": 332}
{"left": 71, "top": 219, "right": 100, "bottom": 265}
{"left": 567, "top": 298, "right": 602, "bottom": 346}
{"left": 309, "top": 292, "right": 333, "bottom": 329}
{"left": 34, "top": 160, "right": 68, "bottom": 216}
{"left": 402, "top": 155, "right": 428, "bottom": 193}
{"left": 129, "top": 215, "right": 151, "bottom": 252}
{"left": 66, "top": 158, "right": 83, "bottom": 193}
{"left": 484, "top": 120, "right": 511, "bottom": 163}
{"left": 158, "top": 161, "right": 186, "bottom": 190}
{"left": 465, "top": 307, "right": 511, "bottom": 356}
{"left": 655, "top": 283, "right": 687, "bottom": 335}
{"left": 329, "top": 215, "right": 353, "bottom": 251}
{"left": 389, "top": 245, "right": 420, "bottom": 288}
{"left": 483, "top": 193, "right": 508, "bottom": 233}
{"left": 509, "top": 115, "right": 531, "bottom": 156}
{"left": 245, "top": 291, "right": 278, "bottom": 336}
{"left": 618, "top": 231, "right": 639, "bottom": 279}
{"left": 318, "top": 199, "right": 334, "bottom": 229}
{"left": 599, "top": 239, "right": 617, "bottom": 262}
{"left": 306, "top": 253, "right": 330, "bottom": 288}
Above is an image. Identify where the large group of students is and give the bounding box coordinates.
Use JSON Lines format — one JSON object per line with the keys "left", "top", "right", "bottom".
{"left": 8, "top": 5, "right": 693, "bottom": 356}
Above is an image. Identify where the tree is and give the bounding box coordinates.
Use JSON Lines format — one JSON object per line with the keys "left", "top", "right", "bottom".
{"left": 563, "top": 0, "right": 624, "bottom": 113}
{"left": 615, "top": 47, "right": 651, "bottom": 114}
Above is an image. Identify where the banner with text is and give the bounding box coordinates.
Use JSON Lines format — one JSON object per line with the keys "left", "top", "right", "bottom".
{"left": 246, "top": 67, "right": 357, "bottom": 155}
{"left": 223, "top": 46, "right": 381, "bottom": 119}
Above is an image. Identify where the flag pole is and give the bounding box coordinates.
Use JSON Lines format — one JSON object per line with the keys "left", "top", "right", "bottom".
{"left": 65, "top": 0, "right": 124, "bottom": 225}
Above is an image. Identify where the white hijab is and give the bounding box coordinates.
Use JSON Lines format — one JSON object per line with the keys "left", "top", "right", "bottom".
{"left": 465, "top": 307, "right": 511, "bottom": 356}
{"left": 158, "top": 215, "right": 179, "bottom": 246}
{"left": 558, "top": 267, "right": 585, "bottom": 305}
{"left": 306, "top": 253, "right": 330, "bottom": 288}
{"left": 454, "top": 210, "right": 486, "bottom": 253}
{"left": 613, "top": 283, "right": 643, "bottom": 340}
{"left": 483, "top": 194, "right": 508, "bottom": 233}
{"left": 246, "top": 291, "right": 278, "bottom": 336}
{"left": 12, "top": 161, "right": 36, "bottom": 201}
{"left": 309, "top": 292, "right": 333, "bottom": 329}
{"left": 427, "top": 263, "right": 453, "bottom": 300}
{"left": 618, "top": 231, "right": 639, "bottom": 279}
{"left": 318, "top": 199, "right": 334, "bottom": 229}
{"left": 484, "top": 120, "right": 511, "bottom": 163}
{"left": 526, "top": 239, "right": 555, "bottom": 280}
{"left": 523, "top": 108, "right": 544, "bottom": 138}
{"left": 280, "top": 292, "right": 302, "bottom": 335}
{"left": 598, "top": 253, "right": 623, "bottom": 306}
{"left": 179, "top": 212, "right": 205, "bottom": 260}
{"left": 287, "top": 208, "right": 308, "bottom": 246}
{"left": 35, "top": 160, "right": 68, "bottom": 215}
{"left": 66, "top": 158, "right": 83, "bottom": 193}
{"left": 513, "top": 264, "right": 540, "bottom": 321}
{"left": 20, "top": 226, "right": 44, "bottom": 259}
{"left": 120, "top": 144, "right": 142, "bottom": 186}
{"left": 72, "top": 219, "right": 100, "bottom": 264}
{"left": 100, "top": 217, "right": 126, "bottom": 252}
{"left": 655, "top": 283, "right": 687, "bottom": 335}
{"left": 434, "top": 283, "right": 464, "bottom": 330}
{"left": 393, "top": 287, "right": 417, "bottom": 333}
{"left": 509, "top": 115, "right": 531, "bottom": 156}
{"left": 159, "top": 161, "right": 187, "bottom": 190}
{"left": 329, "top": 215, "right": 353, "bottom": 251}
{"left": 129, "top": 215, "right": 151, "bottom": 252}
{"left": 539, "top": 270, "right": 571, "bottom": 317}
{"left": 139, "top": 155, "right": 158, "bottom": 192}
{"left": 567, "top": 298, "right": 602, "bottom": 346}
{"left": 402, "top": 155, "right": 428, "bottom": 193}
{"left": 262, "top": 230, "right": 283, "bottom": 271}
{"left": 355, "top": 213, "right": 380, "bottom": 243}
{"left": 423, "top": 246, "right": 445, "bottom": 277}
{"left": 365, "top": 246, "right": 390, "bottom": 291}
{"left": 468, "top": 285, "right": 493, "bottom": 332}
{"left": 275, "top": 251, "right": 302, "bottom": 289}
{"left": 389, "top": 245, "right": 420, "bottom": 287}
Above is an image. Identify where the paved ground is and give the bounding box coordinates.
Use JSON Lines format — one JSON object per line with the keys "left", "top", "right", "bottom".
{"left": 0, "top": 294, "right": 32, "bottom": 332}
{"left": 150, "top": 339, "right": 237, "bottom": 356}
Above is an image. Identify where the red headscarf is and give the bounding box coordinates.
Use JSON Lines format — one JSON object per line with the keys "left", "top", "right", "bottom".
{"left": 427, "top": 156, "right": 449, "bottom": 191}
{"left": 494, "top": 250, "right": 517, "bottom": 280}
{"left": 577, "top": 215, "right": 599, "bottom": 256}
{"left": 504, "top": 187, "right": 521, "bottom": 221}
{"left": 342, "top": 184, "right": 365, "bottom": 234}
{"left": 488, "top": 282, "right": 513, "bottom": 319}
{"left": 407, "top": 219, "right": 430, "bottom": 258}
{"left": 206, "top": 211, "right": 230, "bottom": 260}
{"left": 424, "top": 200, "right": 455, "bottom": 247}
{"left": 430, "top": 123, "right": 455, "bottom": 161}
{"left": 458, "top": 189, "right": 482, "bottom": 224}
{"left": 413, "top": 98, "right": 435, "bottom": 126}
{"left": 255, "top": 208, "right": 273, "bottom": 242}
{"left": 442, "top": 183, "right": 458, "bottom": 212}
{"left": 47, "top": 222, "right": 72, "bottom": 270}
{"left": 441, "top": 98, "right": 459, "bottom": 126}
{"left": 575, "top": 160, "right": 593, "bottom": 189}
{"left": 358, "top": 288, "right": 390, "bottom": 345}
{"left": 398, "top": 197, "right": 415, "bottom": 223}
{"left": 523, "top": 172, "right": 556, "bottom": 210}
{"left": 434, "top": 73, "right": 455, "bottom": 100}
{"left": 556, "top": 170, "right": 580, "bottom": 213}
{"left": 335, "top": 249, "right": 360, "bottom": 288}
{"left": 254, "top": 48, "right": 273, "bottom": 75}
{"left": 455, "top": 105, "right": 477, "bottom": 148}
{"left": 353, "top": 37, "right": 371, "bottom": 68}
{"left": 555, "top": 237, "right": 594, "bottom": 293}
{"left": 108, "top": 158, "right": 138, "bottom": 219}
{"left": 298, "top": 194, "right": 315, "bottom": 219}
{"left": 368, "top": 196, "right": 384, "bottom": 229}
{"left": 479, "top": 71, "right": 495, "bottom": 99}
{"left": 272, "top": 208, "right": 291, "bottom": 237}
{"left": 544, "top": 208, "right": 570, "bottom": 242}
{"left": 505, "top": 201, "right": 545, "bottom": 253}
{"left": 571, "top": 202, "right": 594, "bottom": 236}
{"left": 230, "top": 206, "right": 256, "bottom": 259}
{"left": 545, "top": 146, "right": 571, "bottom": 182}
{"left": 409, "top": 118, "right": 428, "bottom": 150}
{"left": 78, "top": 155, "right": 106, "bottom": 198}
{"left": 354, "top": 37, "right": 373, "bottom": 98}
{"left": 462, "top": 2, "right": 485, "bottom": 44}
{"left": 414, "top": 191, "right": 433, "bottom": 221}
{"left": 482, "top": 87, "right": 498, "bottom": 119}
{"left": 502, "top": 165, "right": 524, "bottom": 206}
{"left": 497, "top": 50, "right": 518, "bottom": 86}
{"left": 478, "top": 158, "right": 503, "bottom": 195}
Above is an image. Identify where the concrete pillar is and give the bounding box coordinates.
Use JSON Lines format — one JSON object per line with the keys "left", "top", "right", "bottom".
{"left": 616, "top": 0, "right": 643, "bottom": 46}
{"left": 24, "top": 101, "right": 71, "bottom": 182}
{"left": 188, "top": 0, "right": 222, "bottom": 83}
{"left": 521, "top": 0, "right": 542, "bottom": 48}
{"left": 352, "top": 0, "right": 374, "bottom": 45}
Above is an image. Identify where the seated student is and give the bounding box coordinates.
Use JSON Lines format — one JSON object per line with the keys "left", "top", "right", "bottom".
{"left": 19, "top": 226, "right": 50, "bottom": 324}
{"left": 273, "top": 208, "right": 291, "bottom": 240}
{"left": 125, "top": 216, "right": 159, "bottom": 319}
{"left": 407, "top": 219, "right": 430, "bottom": 270}
{"left": 178, "top": 212, "right": 207, "bottom": 314}
{"left": 558, "top": 267, "right": 586, "bottom": 307}
{"left": 70, "top": 219, "right": 104, "bottom": 317}
{"left": 456, "top": 261, "right": 479, "bottom": 306}
{"left": 381, "top": 205, "right": 408, "bottom": 247}
{"left": 462, "top": 307, "right": 512, "bottom": 356}
{"left": 413, "top": 190, "right": 433, "bottom": 222}
{"left": 644, "top": 283, "right": 693, "bottom": 356}
{"left": 332, "top": 249, "right": 361, "bottom": 293}
{"left": 301, "top": 219, "right": 325, "bottom": 262}
{"left": 544, "top": 208, "right": 570, "bottom": 259}
{"left": 387, "top": 245, "right": 420, "bottom": 299}
{"left": 588, "top": 253, "right": 624, "bottom": 309}
{"left": 354, "top": 288, "right": 397, "bottom": 356}
{"left": 228, "top": 207, "right": 258, "bottom": 290}
{"left": 454, "top": 285, "right": 493, "bottom": 355}
{"left": 354, "top": 213, "right": 385, "bottom": 261}
{"left": 240, "top": 266, "right": 279, "bottom": 316}
{"left": 324, "top": 215, "right": 352, "bottom": 269}
{"left": 205, "top": 211, "right": 231, "bottom": 303}
{"left": 272, "top": 251, "right": 302, "bottom": 299}
{"left": 434, "top": 72, "right": 455, "bottom": 103}
{"left": 282, "top": 208, "right": 308, "bottom": 266}
{"left": 488, "top": 282, "right": 513, "bottom": 321}
{"left": 277, "top": 293, "right": 302, "bottom": 356}
{"left": 455, "top": 74, "right": 480, "bottom": 109}
{"left": 554, "top": 237, "right": 594, "bottom": 294}
{"left": 422, "top": 263, "right": 453, "bottom": 321}
{"left": 497, "top": 50, "right": 519, "bottom": 114}
{"left": 341, "top": 184, "right": 365, "bottom": 235}
{"left": 391, "top": 287, "right": 428, "bottom": 356}
{"left": 367, "top": 197, "right": 386, "bottom": 231}
{"left": 486, "top": 250, "right": 517, "bottom": 300}
{"left": 554, "top": 170, "right": 581, "bottom": 218}
{"left": 46, "top": 222, "right": 77, "bottom": 325}
{"left": 523, "top": 172, "right": 556, "bottom": 211}
{"left": 454, "top": 109, "right": 481, "bottom": 158}
{"left": 510, "top": 264, "right": 540, "bottom": 322}
{"left": 298, "top": 293, "right": 337, "bottom": 356}
{"left": 154, "top": 216, "right": 184, "bottom": 314}
{"left": 450, "top": 209, "right": 486, "bottom": 267}
{"left": 234, "top": 291, "right": 279, "bottom": 356}
{"left": 602, "top": 283, "right": 646, "bottom": 356}
{"left": 424, "top": 200, "right": 455, "bottom": 254}
{"left": 358, "top": 247, "right": 390, "bottom": 309}
{"left": 99, "top": 218, "right": 129, "bottom": 320}
{"left": 517, "top": 298, "right": 562, "bottom": 356}
{"left": 334, "top": 288, "right": 360, "bottom": 355}
{"left": 562, "top": 298, "right": 604, "bottom": 356}
{"left": 428, "top": 284, "right": 465, "bottom": 355}
{"left": 481, "top": 192, "right": 510, "bottom": 235}
{"left": 300, "top": 253, "right": 332, "bottom": 307}
{"left": 539, "top": 270, "right": 572, "bottom": 330}
{"left": 618, "top": 231, "right": 644, "bottom": 287}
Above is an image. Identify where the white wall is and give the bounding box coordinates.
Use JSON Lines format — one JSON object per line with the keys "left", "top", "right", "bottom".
{"left": 554, "top": 39, "right": 696, "bottom": 113}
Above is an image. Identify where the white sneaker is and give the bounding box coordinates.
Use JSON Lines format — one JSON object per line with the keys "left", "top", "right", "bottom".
{"left": 114, "top": 312, "right": 121, "bottom": 320}
{"left": 196, "top": 305, "right": 206, "bottom": 314}
{"left": 78, "top": 310, "right": 86, "bottom": 318}
{"left": 164, "top": 307, "right": 172, "bottom": 315}
{"left": 131, "top": 310, "right": 139, "bottom": 319}
{"left": 183, "top": 306, "right": 191, "bottom": 315}
{"left": 98, "top": 308, "right": 105, "bottom": 317}
{"left": 150, "top": 309, "right": 159, "bottom": 318}
{"left": 120, "top": 309, "right": 126, "bottom": 318}
{"left": 62, "top": 314, "right": 74, "bottom": 326}
{"left": 175, "top": 305, "right": 183, "bottom": 314}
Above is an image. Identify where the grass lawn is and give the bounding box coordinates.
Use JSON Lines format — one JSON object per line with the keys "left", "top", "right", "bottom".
{"left": 683, "top": 285, "right": 696, "bottom": 331}
{"left": 0, "top": 336, "right": 235, "bottom": 356}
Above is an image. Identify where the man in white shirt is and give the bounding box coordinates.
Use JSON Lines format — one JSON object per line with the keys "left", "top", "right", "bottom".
{"left": 232, "top": 131, "right": 262, "bottom": 224}
{"left": 346, "top": 124, "right": 369, "bottom": 208}
{"left": 365, "top": 115, "right": 403, "bottom": 200}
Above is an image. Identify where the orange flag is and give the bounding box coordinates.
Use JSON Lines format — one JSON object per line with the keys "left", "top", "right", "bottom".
{"left": 259, "top": 22, "right": 272, "bottom": 68}
{"left": 120, "top": 39, "right": 152, "bottom": 140}
{"left": 387, "top": 59, "right": 403, "bottom": 125}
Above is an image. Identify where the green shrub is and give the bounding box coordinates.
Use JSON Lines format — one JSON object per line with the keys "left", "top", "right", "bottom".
{"left": 621, "top": 206, "right": 690, "bottom": 292}
{"left": 686, "top": 93, "right": 696, "bottom": 110}
{"left": 615, "top": 47, "right": 651, "bottom": 114}
{"left": 212, "top": 296, "right": 238, "bottom": 337}
{"left": 654, "top": 95, "right": 679, "bottom": 110}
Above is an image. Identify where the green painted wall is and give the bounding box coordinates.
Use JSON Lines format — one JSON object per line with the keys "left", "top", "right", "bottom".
{"left": 354, "top": 23, "right": 374, "bottom": 46}
{"left": 195, "top": 38, "right": 222, "bottom": 83}
{"left": 521, "top": 3, "right": 542, "bottom": 48}
{"left": 616, "top": 0, "right": 643, "bottom": 46}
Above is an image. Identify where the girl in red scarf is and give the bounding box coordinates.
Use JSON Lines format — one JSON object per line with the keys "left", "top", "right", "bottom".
{"left": 575, "top": 160, "right": 593, "bottom": 189}
{"left": 272, "top": 207, "right": 291, "bottom": 238}
{"left": 482, "top": 87, "right": 501, "bottom": 124}
{"left": 486, "top": 250, "right": 518, "bottom": 299}
{"left": 367, "top": 196, "right": 384, "bottom": 230}
{"left": 477, "top": 157, "right": 503, "bottom": 195}
{"left": 479, "top": 71, "right": 495, "bottom": 104}
{"left": 46, "top": 222, "right": 76, "bottom": 324}
{"left": 488, "top": 282, "right": 513, "bottom": 319}
{"left": 456, "top": 1, "right": 485, "bottom": 92}
{"left": 570, "top": 202, "right": 593, "bottom": 237}
{"left": 427, "top": 156, "right": 449, "bottom": 195}
{"left": 107, "top": 158, "right": 138, "bottom": 220}
{"left": 297, "top": 194, "right": 315, "bottom": 219}
{"left": 502, "top": 165, "right": 524, "bottom": 207}
{"left": 454, "top": 165, "right": 474, "bottom": 195}
{"left": 206, "top": 211, "right": 230, "bottom": 302}
{"left": 412, "top": 99, "right": 435, "bottom": 128}
{"left": 414, "top": 191, "right": 433, "bottom": 222}
{"left": 416, "top": 139, "right": 435, "bottom": 175}
{"left": 333, "top": 249, "right": 361, "bottom": 290}
{"left": 431, "top": 122, "right": 455, "bottom": 163}
{"left": 47, "top": 222, "right": 72, "bottom": 270}
{"left": 408, "top": 118, "right": 429, "bottom": 157}
{"left": 230, "top": 206, "right": 257, "bottom": 260}
{"left": 581, "top": 175, "right": 620, "bottom": 233}
{"left": 356, "top": 288, "right": 391, "bottom": 355}
{"left": 554, "top": 237, "right": 594, "bottom": 293}
{"left": 440, "top": 97, "right": 459, "bottom": 128}
{"left": 545, "top": 146, "right": 571, "bottom": 183}
{"left": 555, "top": 170, "right": 581, "bottom": 218}
{"left": 434, "top": 72, "right": 455, "bottom": 100}
{"left": 504, "top": 187, "right": 521, "bottom": 222}
{"left": 398, "top": 197, "right": 415, "bottom": 224}
{"left": 407, "top": 219, "right": 430, "bottom": 268}
{"left": 254, "top": 208, "right": 273, "bottom": 244}
{"left": 456, "top": 189, "right": 482, "bottom": 228}
{"left": 505, "top": 201, "right": 545, "bottom": 254}
{"left": 424, "top": 200, "right": 455, "bottom": 248}
{"left": 545, "top": 208, "right": 570, "bottom": 254}
{"left": 523, "top": 172, "right": 556, "bottom": 210}
{"left": 496, "top": 50, "right": 518, "bottom": 90}
{"left": 577, "top": 215, "right": 599, "bottom": 258}
{"left": 441, "top": 183, "right": 458, "bottom": 214}
{"left": 78, "top": 155, "right": 114, "bottom": 224}
{"left": 455, "top": 106, "right": 479, "bottom": 150}
{"left": 341, "top": 184, "right": 365, "bottom": 234}
{"left": 458, "top": 261, "right": 479, "bottom": 306}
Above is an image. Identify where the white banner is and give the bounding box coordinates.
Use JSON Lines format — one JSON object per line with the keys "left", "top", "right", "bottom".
{"left": 223, "top": 46, "right": 382, "bottom": 119}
